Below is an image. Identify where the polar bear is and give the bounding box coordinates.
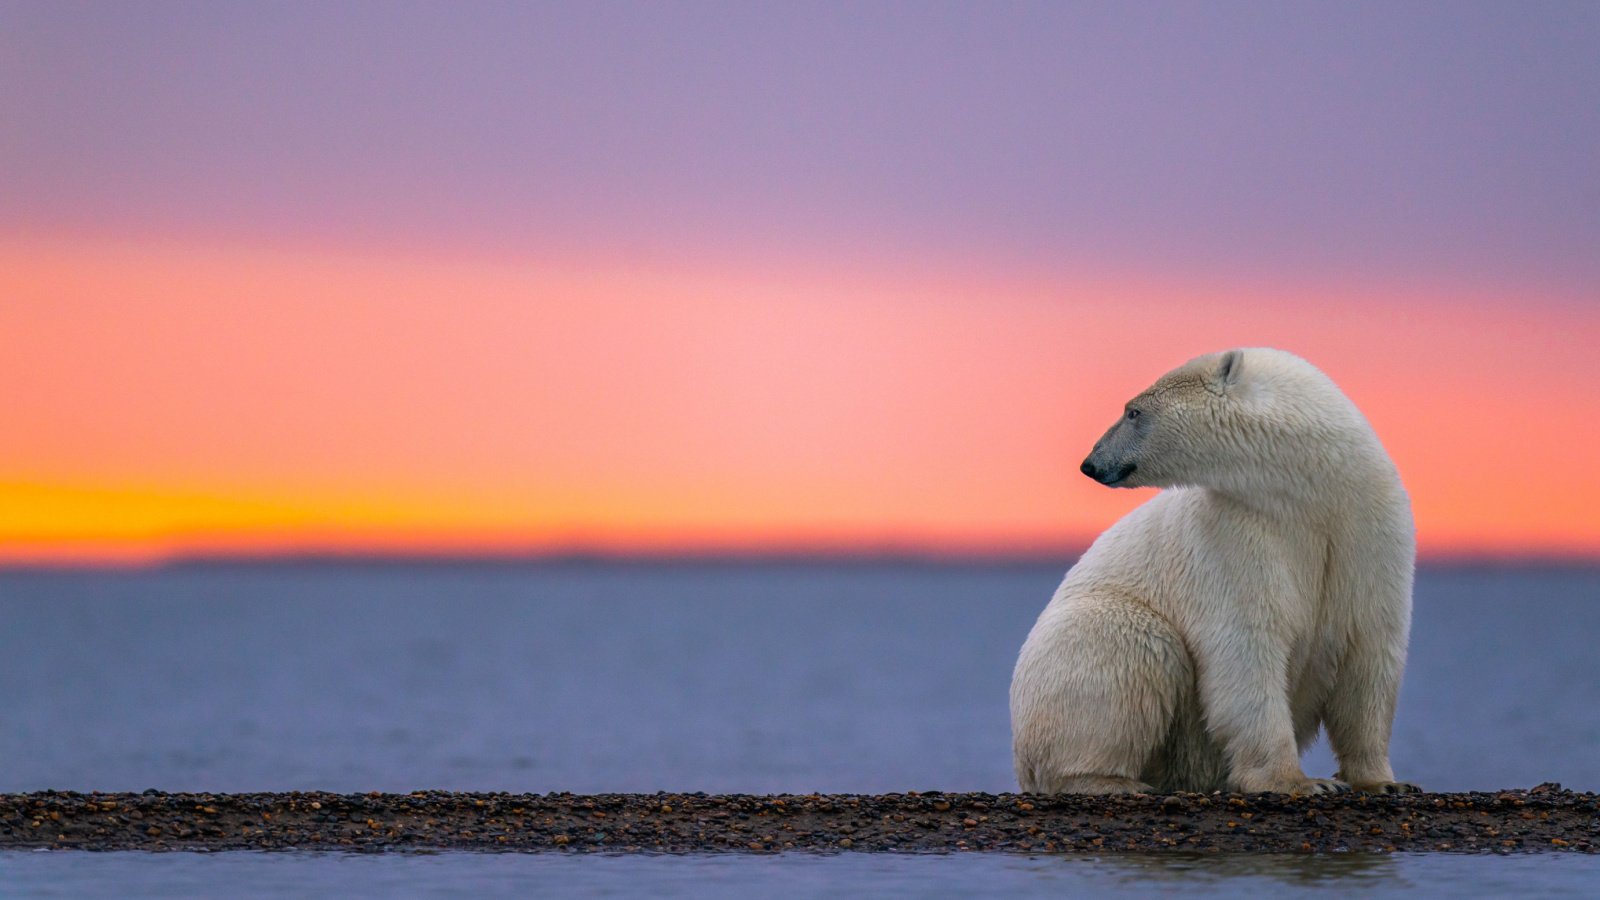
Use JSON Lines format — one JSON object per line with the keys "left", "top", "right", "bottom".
{"left": 1010, "top": 348, "right": 1418, "bottom": 795}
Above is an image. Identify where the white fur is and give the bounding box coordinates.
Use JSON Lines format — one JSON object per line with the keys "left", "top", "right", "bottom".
{"left": 1010, "top": 348, "right": 1416, "bottom": 795}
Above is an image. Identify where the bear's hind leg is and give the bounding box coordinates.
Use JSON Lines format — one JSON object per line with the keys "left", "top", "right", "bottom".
{"left": 1012, "top": 595, "right": 1191, "bottom": 795}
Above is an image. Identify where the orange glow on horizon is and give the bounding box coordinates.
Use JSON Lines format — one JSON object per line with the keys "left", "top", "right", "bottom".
{"left": 4, "top": 235, "right": 1598, "bottom": 566}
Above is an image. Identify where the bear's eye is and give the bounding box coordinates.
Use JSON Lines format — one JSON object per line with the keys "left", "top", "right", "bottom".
{"left": 1125, "top": 408, "right": 1141, "bottom": 421}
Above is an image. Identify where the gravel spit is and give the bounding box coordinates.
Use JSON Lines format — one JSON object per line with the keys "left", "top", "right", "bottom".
{"left": 2, "top": 784, "right": 1594, "bottom": 853}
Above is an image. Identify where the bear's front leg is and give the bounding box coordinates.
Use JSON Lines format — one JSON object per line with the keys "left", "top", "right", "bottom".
{"left": 1196, "top": 626, "right": 1349, "bottom": 796}
{"left": 1323, "top": 536, "right": 1419, "bottom": 795}
{"left": 1325, "top": 634, "right": 1418, "bottom": 794}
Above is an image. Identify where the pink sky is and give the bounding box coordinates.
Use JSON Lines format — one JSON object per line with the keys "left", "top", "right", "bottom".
{"left": 3, "top": 3, "right": 1597, "bottom": 563}
{"left": 5, "top": 236, "right": 1597, "bottom": 563}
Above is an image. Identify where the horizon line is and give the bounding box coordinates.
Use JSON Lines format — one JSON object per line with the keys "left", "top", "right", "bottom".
{"left": 3, "top": 544, "right": 1598, "bottom": 573}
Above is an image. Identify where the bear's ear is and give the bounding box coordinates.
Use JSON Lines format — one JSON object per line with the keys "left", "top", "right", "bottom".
{"left": 1215, "top": 350, "right": 1244, "bottom": 392}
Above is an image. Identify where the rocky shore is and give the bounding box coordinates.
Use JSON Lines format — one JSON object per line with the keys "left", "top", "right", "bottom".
{"left": 1, "top": 785, "right": 1594, "bottom": 854}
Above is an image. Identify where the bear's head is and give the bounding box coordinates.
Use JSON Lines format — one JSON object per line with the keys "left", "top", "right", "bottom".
{"left": 1080, "top": 348, "right": 1366, "bottom": 496}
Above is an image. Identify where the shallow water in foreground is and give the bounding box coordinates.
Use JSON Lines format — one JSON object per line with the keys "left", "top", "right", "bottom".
{"left": 1, "top": 562, "right": 1596, "bottom": 894}
{"left": 4, "top": 849, "right": 1600, "bottom": 898}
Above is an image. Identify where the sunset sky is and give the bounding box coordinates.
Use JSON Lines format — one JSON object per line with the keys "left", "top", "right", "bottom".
{"left": 3, "top": 2, "right": 1598, "bottom": 564}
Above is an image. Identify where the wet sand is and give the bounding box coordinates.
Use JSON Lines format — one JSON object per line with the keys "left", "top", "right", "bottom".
{"left": 2, "top": 785, "right": 1594, "bottom": 853}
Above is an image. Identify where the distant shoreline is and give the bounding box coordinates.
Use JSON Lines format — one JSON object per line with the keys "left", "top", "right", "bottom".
{"left": 3, "top": 551, "right": 1598, "bottom": 574}
{"left": 2, "top": 788, "right": 1594, "bottom": 854}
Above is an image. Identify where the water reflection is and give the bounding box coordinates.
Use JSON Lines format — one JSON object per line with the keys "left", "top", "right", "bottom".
{"left": 1040, "top": 852, "right": 1402, "bottom": 889}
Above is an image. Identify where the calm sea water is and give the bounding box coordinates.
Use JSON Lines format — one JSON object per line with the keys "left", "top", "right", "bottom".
{"left": 1, "top": 562, "right": 1597, "bottom": 896}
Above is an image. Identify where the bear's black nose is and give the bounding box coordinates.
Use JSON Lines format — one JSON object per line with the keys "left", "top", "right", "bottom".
{"left": 1080, "top": 459, "right": 1099, "bottom": 480}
